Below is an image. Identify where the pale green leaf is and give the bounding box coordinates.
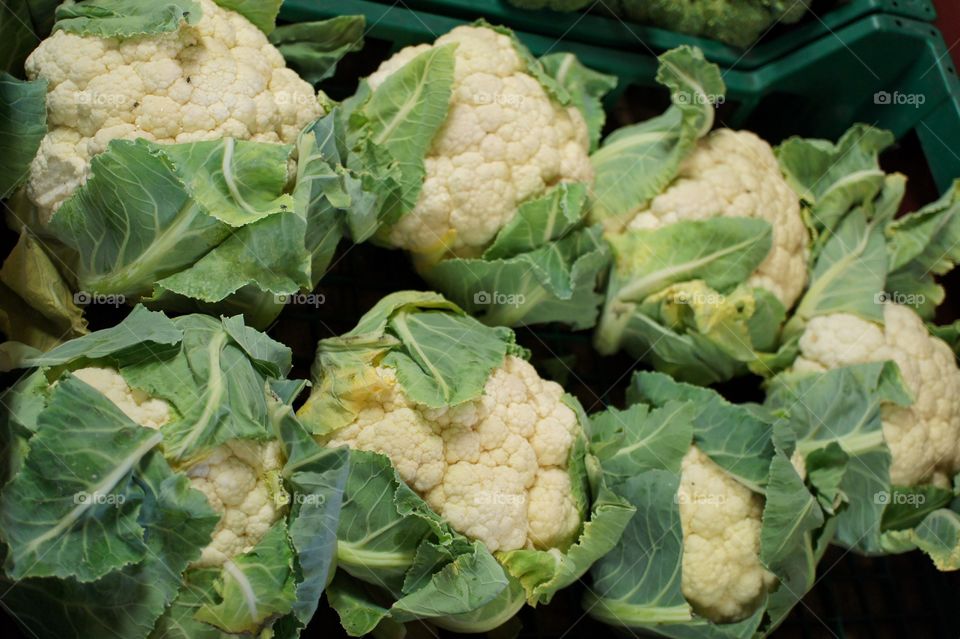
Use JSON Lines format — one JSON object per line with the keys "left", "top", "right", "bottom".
{"left": 606, "top": 218, "right": 772, "bottom": 304}
{"left": 19, "top": 305, "right": 180, "bottom": 367}
{"left": 385, "top": 308, "right": 509, "bottom": 408}
{"left": 2, "top": 454, "right": 217, "bottom": 639}
{"left": 152, "top": 209, "right": 311, "bottom": 306}
{"left": 195, "top": 522, "right": 297, "bottom": 633}
{"left": 334, "top": 451, "right": 437, "bottom": 590}
{"left": 760, "top": 454, "right": 824, "bottom": 569}
{"left": 898, "top": 508, "right": 960, "bottom": 570}
{"left": 0, "top": 232, "right": 87, "bottom": 354}
{"left": 776, "top": 124, "right": 893, "bottom": 235}
{"left": 590, "top": 46, "right": 723, "bottom": 226}
{"left": 0, "top": 73, "right": 46, "bottom": 197}
{"left": 326, "top": 572, "right": 391, "bottom": 636}
{"left": 584, "top": 471, "right": 692, "bottom": 626}
{"left": 269, "top": 16, "right": 365, "bottom": 83}
{"left": 484, "top": 183, "right": 588, "bottom": 259}
{"left": 765, "top": 362, "right": 912, "bottom": 553}
{"left": 390, "top": 541, "right": 507, "bottom": 621}
{"left": 540, "top": 53, "right": 616, "bottom": 151}
{"left": 54, "top": 0, "right": 200, "bottom": 37}
{"left": 786, "top": 208, "right": 888, "bottom": 338}
{"left": 885, "top": 181, "right": 960, "bottom": 318}
{"left": 423, "top": 224, "right": 609, "bottom": 329}
{"left": 360, "top": 44, "right": 455, "bottom": 214}
{"left": 881, "top": 485, "right": 954, "bottom": 532}
{"left": 211, "top": 0, "right": 280, "bottom": 34}
{"left": 121, "top": 315, "right": 275, "bottom": 464}
{"left": 588, "top": 402, "right": 693, "bottom": 482}
{"left": 0, "top": 376, "right": 165, "bottom": 580}
{"left": 50, "top": 138, "right": 292, "bottom": 300}
{"left": 628, "top": 371, "right": 774, "bottom": 491}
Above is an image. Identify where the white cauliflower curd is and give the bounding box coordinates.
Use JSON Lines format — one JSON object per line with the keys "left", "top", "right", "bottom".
{"left": 70, "top": 366, "right": 286, "bottom": 567}
{"left": 324, "top": 355, "right": 583, "bottom": 552}
{"left": 626, "top": 129, "right": 809, "bottom": 308}
{"left": 24, "top": 0, "right": 323, "bottom": 222}
{"left": 185, "top": 439, "right": 285, "bottom": 567}
{"left": 794, "top": 303, "right": 960, "bottom": 488}
{"left": 368, "top": 25, "right": 593, "bottom": 257}
{"left": 678, "top": 447, "right": 776, "bottom": 623}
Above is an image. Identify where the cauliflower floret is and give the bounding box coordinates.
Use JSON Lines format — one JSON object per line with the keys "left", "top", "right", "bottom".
{"left": 25, "top": 0, "right": 323, "bottom": 222}
{"left": 325, "top": 355, "right": 582, "bottom": 552}
{"left": 626, "top": 129, "right": 809, "bottom": 308}
{"left": 186, "top": 439, "right": 286, "bottom": 567}
{"left": 70, "top": 366, "right": 286, "bottom": 566}
{"left": 795, "top": 303, "right": 960, "bottom": 487}
{"left": 366, "top": 25, "right": 593, "bottom": 257}
{"left": 678, "top": 446, "right": 776, "bottom": 622}
{"left": 72, "top": 367, "right": 171, "bottom": 429}
{"left": 526, "top": 468, "right": 580, "bottom": 549}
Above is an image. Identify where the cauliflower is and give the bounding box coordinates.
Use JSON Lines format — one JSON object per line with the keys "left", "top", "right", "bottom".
{"left": 72, "top": 366, "right": 171, "bottom": 429}
{"left": 625, "top": 129, "right": 809, "bottom": 308}
{"left": 367, "top": 25, "right": 593, "bottom": 257}
{"left": 186, "top": 439, "right": 286, "bottom": 567}
{"left": 678, "top": 446, "right": 776, "bottom": 622}
{"left": 70, "top": 366, "right": 286, "bottom": 566}
{"left": 794, "top": 303, "right": 960, "bottom": 487}
{"left": 324, "top": 355, "right": 582, "bottom": 552}
{"left": 24, "top": 0, "right": 322, "bottom": 222}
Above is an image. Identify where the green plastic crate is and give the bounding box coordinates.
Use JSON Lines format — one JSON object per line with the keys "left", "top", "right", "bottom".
{"left": 306, "top": 0, "right": 938, "bottom": 70}
{"left": 280, "top": 0, "right": 959, "bottom": 192}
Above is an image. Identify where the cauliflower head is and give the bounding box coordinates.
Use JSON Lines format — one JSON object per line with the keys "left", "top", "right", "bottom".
{"left": 678, "top": 446, "right": 776, "bottom": 622}
{"left": 324, "top": 355, "right": 583, "bottom": 552}
{"left": 24, "top": 0, "right": 323, "bottom": 222}
{"left": 367, "top": 25, "right": 593, "bottom": 257}
{"left": 626, "top": 129, "right": 809, "bottom": 308}
{"left": 70, "top": 366, "right": 287, "bottom": 567}
{"left": 795, "top": 303, "right": 960, "bottom": 487}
